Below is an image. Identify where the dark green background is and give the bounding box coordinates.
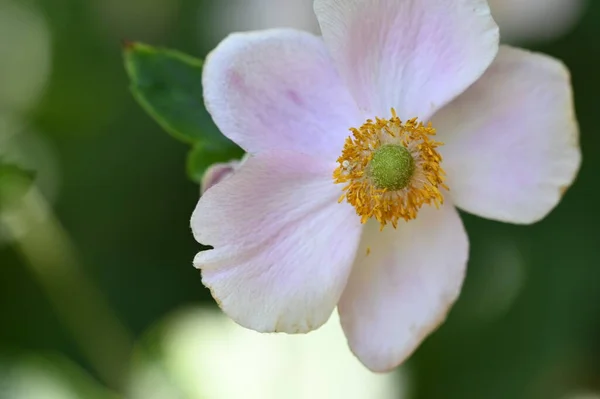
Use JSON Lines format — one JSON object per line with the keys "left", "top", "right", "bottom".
{"left": 1, "top": 0, "right": 599, "bottom": 398}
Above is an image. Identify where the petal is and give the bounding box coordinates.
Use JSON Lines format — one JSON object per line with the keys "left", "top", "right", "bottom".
{"left": 434, "top": 46, "right": 581, "bottom": 224}
{"left": 314, "top": 0, "right": 499, "bottom": 120}
{"left": 338, "top": 204, "right": 468, "bottom": 372}
{"left": 200, "top": 158, "right": 242, "bottom": 194}
{"left": 203, "top": 29, "right": 361, "bottom": 159}
{"left": 192, "top": 151, "right": 363, "bottom": 333}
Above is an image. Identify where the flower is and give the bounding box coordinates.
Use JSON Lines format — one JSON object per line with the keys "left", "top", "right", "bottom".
{"left": 203, "top": 0, "right": 587, "bottom": 45}
{"left": 192, "top": 0, "right": 581, "bottom": 372}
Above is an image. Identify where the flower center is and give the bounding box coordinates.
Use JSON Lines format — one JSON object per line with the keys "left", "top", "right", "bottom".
{"left": 368, "top": 144, "right": 415, "bottom": 191}
{"left": 333, "top": 109, "right": 447, "bottom": 229}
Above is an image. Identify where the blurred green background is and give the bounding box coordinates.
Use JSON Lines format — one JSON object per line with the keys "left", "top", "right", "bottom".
{"left": 0, "top": 0, "right": 599, "bottom": 398}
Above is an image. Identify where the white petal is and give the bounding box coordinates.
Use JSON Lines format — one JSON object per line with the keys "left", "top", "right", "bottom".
{"left": 203, "top": 29, "right": 361, "bottom": 159}
{"left": 338, "top": 204, "right": 468, "bottom": 372}
{"left": 314, "top": 0, "right": 499, "bottom": 120}
{"left": 192, "top": 151, "right": 363, "bottom": 333}
{"left": 434, "top": 46, "right": 581, "bottom": 224}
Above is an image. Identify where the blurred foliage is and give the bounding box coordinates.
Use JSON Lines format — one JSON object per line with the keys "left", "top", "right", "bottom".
{"left": 0, "top": 354, "right": 119, "bottom": 399}
{"left": 0, "top": 162, "right": 34, "bottom": 210}
{"left": 0, "top": 0, "right": 599, "bottom": 398}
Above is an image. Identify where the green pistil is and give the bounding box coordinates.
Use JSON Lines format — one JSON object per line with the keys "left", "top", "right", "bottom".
{"left": 368, "top": 144, "right": 415, "bottom": 191}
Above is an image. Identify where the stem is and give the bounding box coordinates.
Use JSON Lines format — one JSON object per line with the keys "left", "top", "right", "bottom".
{"left": 2, "top": 188, "right": 133, "bottom": 389}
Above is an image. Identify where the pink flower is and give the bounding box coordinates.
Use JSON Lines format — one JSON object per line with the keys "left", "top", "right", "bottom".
{"left": 192, "top": 0, "right": 581, "bottom": 372}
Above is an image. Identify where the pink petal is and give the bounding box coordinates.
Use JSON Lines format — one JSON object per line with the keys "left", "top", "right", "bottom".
{"left": 338, "top": 204, "right": 468, "bottom": 372}
{"left": 434, "top": 46, "right": 581, "bottom": 224}
{"left": 200, "top": 158, "right": 243, "bottom": 194}
{"left": 203, "top": 29, "right": 361, "bottom": 159}
{"left": 314, "top": 0, "right": 499, "bottom": 120}
{"left": 191, "top": 151, "right": 363, "bottom": 333}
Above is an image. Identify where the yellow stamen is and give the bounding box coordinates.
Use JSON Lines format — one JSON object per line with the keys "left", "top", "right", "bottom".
{"left": 333, "top": 108, "right": 447, "bottom": 229}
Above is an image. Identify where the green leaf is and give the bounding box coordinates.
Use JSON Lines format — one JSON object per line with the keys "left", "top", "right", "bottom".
{"left": 186, "top": 142, "right": 244, "bottom": 184}
{"left": 124, "top": 42, "right": 245, "bottom": 184}
{"left": 0, "top": 161, "right": 35, "bottom": 210}
{"left": 123, "top": 41, "right": 228, "bottom": 145}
